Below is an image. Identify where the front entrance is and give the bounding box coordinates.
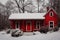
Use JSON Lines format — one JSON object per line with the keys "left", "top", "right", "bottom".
{"left": 49, "top": 21, "right": 54, "bottom": 29}
{"left": 26, "top": 21, "right": 32, "bottom": 32}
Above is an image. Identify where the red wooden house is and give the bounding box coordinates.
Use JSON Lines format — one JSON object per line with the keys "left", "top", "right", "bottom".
{"left": 9, "top": 8, "right": 58, "bottom": 32}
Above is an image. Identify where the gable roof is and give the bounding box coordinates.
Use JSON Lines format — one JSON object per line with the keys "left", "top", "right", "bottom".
{"left": 44, "top": 8, "right": 57, "bottom": 16}
{"left": 9, "top": 13, "right": 46, "bottom": 20}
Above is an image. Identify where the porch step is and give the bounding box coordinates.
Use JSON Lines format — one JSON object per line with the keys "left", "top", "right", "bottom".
{"left": 23, "top": 32, "right": 33, "bottom": 36}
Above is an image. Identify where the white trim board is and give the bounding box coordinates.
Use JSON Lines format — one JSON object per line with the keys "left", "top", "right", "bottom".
{"left": 49, "top": 21, "right": 54, "bottom": 29}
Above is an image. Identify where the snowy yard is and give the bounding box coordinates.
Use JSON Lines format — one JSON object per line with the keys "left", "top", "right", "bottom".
{"left": 0, "top": 30, "right": 60, "bottom": 40}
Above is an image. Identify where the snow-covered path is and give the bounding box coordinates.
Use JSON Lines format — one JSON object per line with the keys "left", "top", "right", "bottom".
{"left": 0, "top": 31, "right": 60, "bottom": 40}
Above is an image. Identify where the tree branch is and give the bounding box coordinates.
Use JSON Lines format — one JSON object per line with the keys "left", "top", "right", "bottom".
{"left": 23, "top": 3, "right": 32, "bottom": 7}
{"left": 14, "top": 0, "right": 21, "bottom": 13}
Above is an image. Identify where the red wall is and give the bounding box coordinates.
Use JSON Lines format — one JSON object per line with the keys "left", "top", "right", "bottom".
{"left": 10, "top": 20, "right": 15, "bottom": 29}
{"left": 20, "top": 20, "right": 26, "bottom": 32}
{"left": 44, "top": 9, "right": 58, "bottom": 28}
{"left": 9, "top": 20, "right": 44, "bottom": 32}
{"left": 32, "top": 20, "right": 35, "bottom": 31}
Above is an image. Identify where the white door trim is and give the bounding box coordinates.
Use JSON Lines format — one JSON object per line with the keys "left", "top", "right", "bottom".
{"left": 26, "top": 21, "right": 32, "bottom": 31}
{"left": 49, "top": 21, "right": 54, "bottom": 29}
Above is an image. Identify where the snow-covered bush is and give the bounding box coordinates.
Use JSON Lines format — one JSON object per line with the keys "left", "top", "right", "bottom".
{"left": 19, "top": 31, "right": 23, "bottom": 36}
{"left": 11, "top": 30, "right": 19, "bottom": 37}
{"left": 11, "top": 29, "right": 23, "bottom": 37}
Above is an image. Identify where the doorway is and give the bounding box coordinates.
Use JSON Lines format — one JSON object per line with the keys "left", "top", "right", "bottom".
{"left": 26, "top": 21, "right": 32, "bottom": 32}
{"left": 49, "top": 21, "right": 54, "bottom": 29}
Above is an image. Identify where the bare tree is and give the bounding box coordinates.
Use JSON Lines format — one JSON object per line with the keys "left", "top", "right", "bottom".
{"left": 11, "top": 0, "right": 33, "bottom": 13}
{"left": 50, "top": 0, "right": 60, "bottom": 17}
{"left": 37, "top": 0, "right": 41, "bottom": 13}
{"left": 36, "top": 0, "right": 49, "bottom": 13}
{"left": 0, "top": 2, "right": 11, "bottom": 30}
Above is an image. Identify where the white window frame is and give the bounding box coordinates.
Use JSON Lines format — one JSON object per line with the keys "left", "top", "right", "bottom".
{"left": 26, "top": 21, "right": 32, "bottom": 31}
{"left": 36, "top": 21, "right": 40, "bottom": 30}
{"left": 49, "top": 21, "right": 54, "bottom": 29}
{"left": 49, "top": 12, "right": 53, "bottom": 17}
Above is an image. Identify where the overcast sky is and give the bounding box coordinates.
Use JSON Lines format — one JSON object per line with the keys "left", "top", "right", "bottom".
{"left": 0, "top": 0, "right": 8, "bottom": 4}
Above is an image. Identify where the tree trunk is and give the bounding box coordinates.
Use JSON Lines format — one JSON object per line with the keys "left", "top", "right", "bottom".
{"left": 22, "top": 0, "right": 25, "bottom": 13}
{"left": 15, "top": 0, "right": 21, "bottom": 13}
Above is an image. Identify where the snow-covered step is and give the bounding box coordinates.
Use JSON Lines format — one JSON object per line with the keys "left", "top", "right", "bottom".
{"left": 23, "top": 32, "right": 33, "bottom": 36}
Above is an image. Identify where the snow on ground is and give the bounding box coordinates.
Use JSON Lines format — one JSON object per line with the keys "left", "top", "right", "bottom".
{"left": 0, "top": 30, "right": 60, "bottom": 40}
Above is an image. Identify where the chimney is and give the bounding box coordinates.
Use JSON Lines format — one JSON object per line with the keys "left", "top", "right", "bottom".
{"left": 47, "top": 7, "right": 49, "bottom": 11}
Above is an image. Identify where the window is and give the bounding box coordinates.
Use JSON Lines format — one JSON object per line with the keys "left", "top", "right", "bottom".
{"left": 50, "top": 12, "right": 53, "bottom": 16}
{"left": 15, "top": 21, "right": 20, "bottom": 28}
{"left": 36, "top": 21, "right": 40, "bottom": 29}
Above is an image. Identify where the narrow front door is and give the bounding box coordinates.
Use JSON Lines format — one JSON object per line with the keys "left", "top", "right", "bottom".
{"left": 26, "top": 21, "right": 32, "bottom": 32}
{"left": 49, "top": 21, "right": 54, "bottom": 29}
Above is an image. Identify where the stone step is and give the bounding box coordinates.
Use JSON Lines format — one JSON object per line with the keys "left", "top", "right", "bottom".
{"left": 23, "top": 32, "right": 33, "bottom": 36}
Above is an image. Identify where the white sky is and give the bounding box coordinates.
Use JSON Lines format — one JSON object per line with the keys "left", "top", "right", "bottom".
{"left": 0, "top": 0, "right": 8, "bottom": 4}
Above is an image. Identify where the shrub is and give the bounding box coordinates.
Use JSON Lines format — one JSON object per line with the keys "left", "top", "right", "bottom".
{"left": 11, "top": 29, "right": 23, "bottom": 37}
{"left": 40, "top": 26, "right": 48, "bottom": 33}
{"left": 53, "top": 26, "right": 59, "bottom": 32}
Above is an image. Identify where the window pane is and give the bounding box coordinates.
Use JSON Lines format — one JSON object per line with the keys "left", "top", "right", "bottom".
{"left": 50, "top": 12, "right": 53, "bottom": 16}
{"left": 36, "top": 21, "right": 40, "bottom": 29}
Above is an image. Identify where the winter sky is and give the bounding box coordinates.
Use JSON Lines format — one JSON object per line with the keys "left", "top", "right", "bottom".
{"left": 0, "top": 0, "right": 8, "bottom": 4}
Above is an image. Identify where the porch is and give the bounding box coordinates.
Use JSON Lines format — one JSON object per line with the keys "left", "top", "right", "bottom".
{"left": 10, "top": 20, "right": 44, "bottom": 32}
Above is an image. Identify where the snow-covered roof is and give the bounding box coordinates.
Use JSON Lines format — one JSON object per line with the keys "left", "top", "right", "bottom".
{"left": 9, "top": 13, "right": 46, "bottom": 20}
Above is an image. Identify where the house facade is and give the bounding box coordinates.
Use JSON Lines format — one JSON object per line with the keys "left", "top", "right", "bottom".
{"left": 9, "top": 8, "right": 58, "bottom": 32}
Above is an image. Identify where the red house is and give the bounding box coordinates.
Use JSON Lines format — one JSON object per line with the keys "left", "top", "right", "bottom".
{"left": 9, "top": 8, "right": 58, "bottom": 32}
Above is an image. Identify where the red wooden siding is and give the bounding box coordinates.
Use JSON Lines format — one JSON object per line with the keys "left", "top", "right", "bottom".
{"left": 32, "top": 20, "right": 35, "bottom": 31}
{"left": 44, "top": 9, "right": 58, "bottom": 28}
{"left": 10, "top": 20, "right": 15, "bottom": 29}
{"left": 9, "top": 20, "right": 44, "bottom": 32}
{"left": 20, "top": 20, "right": 26, "bottom": 32}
